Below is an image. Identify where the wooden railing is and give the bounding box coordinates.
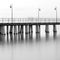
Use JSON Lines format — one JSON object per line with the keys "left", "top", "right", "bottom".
{"left": 0, "top": 18, "right": 60, "bottom": 23}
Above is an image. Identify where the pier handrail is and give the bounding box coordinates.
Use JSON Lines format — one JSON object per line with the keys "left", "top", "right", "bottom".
{"left": 0, "top": 18, "right": 60, "bottom": 23}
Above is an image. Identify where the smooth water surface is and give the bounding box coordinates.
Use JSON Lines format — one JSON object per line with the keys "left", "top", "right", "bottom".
{"left": 0, "top": 33, "right": 60, "bottom": 60}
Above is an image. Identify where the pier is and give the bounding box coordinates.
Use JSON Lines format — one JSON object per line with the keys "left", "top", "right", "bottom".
{"left": 0, "top": 18, "right": 60, "bottom": 40}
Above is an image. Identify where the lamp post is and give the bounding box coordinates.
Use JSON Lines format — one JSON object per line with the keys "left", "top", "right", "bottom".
{"left": 36, "top": 8, "right": 41, "bottom": 33}
{"left": 10, "top": 4, "right": 13, "bottom": 23}
{"left": 54, "top": 7, "right": 57, "bottom": 23}
{"left": 38, "top": 8, "right": 40, "bottom": 21}
{"left": 9, "top": 4, "right": 13, "bottom": 34}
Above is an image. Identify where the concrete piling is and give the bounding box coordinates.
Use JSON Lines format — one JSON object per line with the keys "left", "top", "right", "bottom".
{"left": 45, "top": 25, "right": 49, "bottom": 33}
{"left": 7, "top": 26, "right": 9, "bottom": 35}
{"left": 25, "top": 25, "right": 28, "bottom": 34}
{"left": 10, "top": 26, "right": 13, "bottom": 34}
{"left": 45, "top": 25, "right": 49, "bottom": 39}
{"left": 18, "top": 25, "right": 21, "bottom": 34}
{"left": 53, "top": 25, "right": 57, "bottom": 39}
{"left": 36, "top": 25, "right": 40, "bottom": 33}
{"left": 21, "top": 25, "right": 24, "bottom": 40}
{"left": 21, "top": 25, "right": 23, "bottom": 34}
{"left": 0, "top": 26, "right": 5, "bottom": 35}
{"left": 29, "top": 25, "right": 33, "bottom": 39}
{"left": 14, "top": 25, "right": 17, "bottom": 34}
{"left": 29, "top": 25, "right": 33, "bottom": 33}
{"left": 25, "top": 25, "right": 29, "bottom": 40}
{"left": 53, "top": 25, "right": 57, "bottom": 33}
{"left": 36, "top": 25, "right": 40, "bottom": 39}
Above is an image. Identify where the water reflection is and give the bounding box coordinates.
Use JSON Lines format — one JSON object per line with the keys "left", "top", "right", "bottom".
{"left": 14, "top": 34, "right": 18, "bottom": 43}
{"left": 29, "top": 33, "right": 33, "bottom": 40}
{"left": 0, "top": 34, "right": 6, "bottom": 46}
{"left": 36, "top": 33, "right": 40, "bottom": 40}
{"left": 46, "top": 33, "right": 49, "bottom": 40}
{"left": 0, "top": 32, "right": 58, "bottom": 45}
{"left": 25, "top": 33, "right": 33, "bottom": 43}
{"left": 0, "top": 32, "right": 60, "bottom": 60}
{"left": 25, "top": 33, "right": 29, "bottom": 40}
{"left": 21, "top": 33, "right": 24, "bottom": 40}
{"left": 36, "top": 33, "right": 41, "bottom": 43}
{"left": 7, "top": 34, "right": 10, "bottom": 42}
{"left": 18, "top": 34, "right": 21, "bottom": 41}
{"left": 18, "top": 34, "right": 24, "bottom": 44}
{"left": 10, "top": 34, "right": 14, "bottom": 43}
{"left": 53, "top": 32, "right": 57, "bottom": 39}
{"left": 0, "top": 35, "right": 60, "bottom": 60}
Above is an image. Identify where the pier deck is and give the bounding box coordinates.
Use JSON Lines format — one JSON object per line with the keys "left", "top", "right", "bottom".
{"left": 0, "top": 18, "right": 60, "bottom": 25}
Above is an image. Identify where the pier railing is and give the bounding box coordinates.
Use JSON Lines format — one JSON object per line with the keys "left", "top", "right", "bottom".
{"left": 0, "top": 18, "right": 60, "bottom": 23}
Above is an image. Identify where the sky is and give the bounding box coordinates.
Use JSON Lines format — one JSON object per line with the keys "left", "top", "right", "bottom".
{"left": 0, "top": 0, "right": 60, "bottom": 18}
{"left": 0, "top": 0, "right": 60, "bottom": 36}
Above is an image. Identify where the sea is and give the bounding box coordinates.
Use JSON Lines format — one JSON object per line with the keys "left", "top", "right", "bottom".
{"left": 0, "top": 25, "right": 60, "bottom": 60}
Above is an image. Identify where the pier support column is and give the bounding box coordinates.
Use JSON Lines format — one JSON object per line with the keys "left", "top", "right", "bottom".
{"left": 53, "top": 25, "right": 57, "bottom": 39}
{"left": 0, "top": 26, "right": 5, "bottom": 35}
{"left": 14, "top": 25, "right": 17, "bottom": 34}
{"left": 21, "top": 25, "right": 23, "bottom": 34}
{"left": 18, "top": 25, "right": 21, "bottom": 34}
{"left": 36, "top": 25, "right": 40, "bottom": 39}
{"left": 21, "top": 25, "right": 24, "bottom": 40}
{"left": 45, "top": 25, "right": 49, "bottom": 33}
{"left": 36, "top": 25, "right": 40, "bottom": 33}
{"left": 10, "top": 26, "right": 13, "bottom": 34}
{"left": 45, "top": 25, "right": 49, "bottom": 39}
{"left": 25, "top": 25, "right": 29, "bottom": 40}
{"left": 25, "top": 25, "right": 28, "bottom": 34}
{"left": 29, "top": 25, "right": 33, "bottom": 39}
{"left": 7, "top": 26, "right": 9, "bottom": 35}
{"left": 53, "top": 25, "right": 57, "bottom": 32}
{"left": 29, "top": 25, "right": 33, "bottom": 33}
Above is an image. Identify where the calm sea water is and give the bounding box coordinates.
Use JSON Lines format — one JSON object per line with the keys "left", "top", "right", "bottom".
{"left": 0, "top": 25, "right": 60, "bottom": 60}
{"left": 0, "top": 33, "right": 59, "bottom": 60}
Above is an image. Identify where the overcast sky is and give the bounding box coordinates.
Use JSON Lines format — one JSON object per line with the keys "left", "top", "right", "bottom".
{"left": 0, "top": 0, "right": 60, "bottom": 18}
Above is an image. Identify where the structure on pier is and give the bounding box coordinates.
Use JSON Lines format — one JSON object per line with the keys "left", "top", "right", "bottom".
{"left": 0, "top": 18, "right": 59, "bottom": 40}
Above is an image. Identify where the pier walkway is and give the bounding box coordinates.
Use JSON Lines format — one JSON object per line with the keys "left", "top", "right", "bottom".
{"left": 0, "top": 18, "right": 59, "bottom": 41}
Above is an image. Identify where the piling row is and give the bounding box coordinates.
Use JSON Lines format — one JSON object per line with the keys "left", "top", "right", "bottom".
{"left": 0, "top": 25, "right": 57, "bottom": 38}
